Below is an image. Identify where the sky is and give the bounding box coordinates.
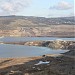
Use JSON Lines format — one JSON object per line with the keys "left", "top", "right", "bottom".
{"left": 0, "top": 0, "right": 74, "bottom": 17}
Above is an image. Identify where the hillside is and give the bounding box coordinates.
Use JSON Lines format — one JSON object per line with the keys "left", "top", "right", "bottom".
{"left": 0, "top": 16, "right": 75, "bottom": 37}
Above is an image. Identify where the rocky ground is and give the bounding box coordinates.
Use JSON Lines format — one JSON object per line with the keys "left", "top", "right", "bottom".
{"left": 1, "top": 40, "right": 75, "bottom": 50}
{"left": 0, "top": 25, "right": 74, "bottom": 37}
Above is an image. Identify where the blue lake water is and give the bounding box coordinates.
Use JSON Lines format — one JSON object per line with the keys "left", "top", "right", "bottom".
{"left": 0, "top": 44, "right": 68, "bottom": 58}
{"left": 0, "top": 37, "right": 74, "bottom": 58}
{"left": 0, "top": 37, "right": 75, "bottom": 42}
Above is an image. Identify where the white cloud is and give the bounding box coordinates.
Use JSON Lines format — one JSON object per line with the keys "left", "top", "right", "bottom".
{"left": 1, "top": 2, "right": 13, "bottom": 12}
{"left": 50, "top": 1, "right": 73, "bottom": 10}
{"left": 0, "top": 0, "right": 32, "bottom": 15}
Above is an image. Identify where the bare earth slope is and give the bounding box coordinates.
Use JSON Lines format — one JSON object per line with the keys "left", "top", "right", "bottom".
{"left": 0, "top": 16, "right": 75, "bottom": 37}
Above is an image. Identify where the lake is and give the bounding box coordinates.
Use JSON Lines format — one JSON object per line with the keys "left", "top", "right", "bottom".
{"left": 0, "top": 37, "right": 74, "bottom": 58}
{"left": 0, "top": 37, "right": 75, "bottom": 42}
{"left": 0, "top": 44, "right": 68, "bottom": 58}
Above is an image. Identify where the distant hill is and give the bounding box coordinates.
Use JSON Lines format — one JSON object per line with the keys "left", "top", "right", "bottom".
{"left": 0, "top": 16, "right": 75, "bottom": 30}
{"left": 0, "top": 16, "right": 74, "bottom": 37}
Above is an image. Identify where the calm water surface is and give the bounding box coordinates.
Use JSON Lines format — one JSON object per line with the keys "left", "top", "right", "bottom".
{"left": 0, "top": 37, "right": 73, "bottom": 58}
{"left": 0, "top": 44, "right": 68, "bottom": 58}
{"left": 0, "top": 37, "right": 75, "bottom": 42}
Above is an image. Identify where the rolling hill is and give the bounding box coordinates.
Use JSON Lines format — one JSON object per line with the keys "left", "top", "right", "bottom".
{"left": 0, "top": 16, "right": 75, "bottom": 37}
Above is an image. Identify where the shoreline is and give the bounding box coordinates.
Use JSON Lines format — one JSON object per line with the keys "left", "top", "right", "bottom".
{"left": 0, "top": 40, "right": 75, "bottom": 75}
{"left": 0, "top": 50, "right": 75, "bottom": 75}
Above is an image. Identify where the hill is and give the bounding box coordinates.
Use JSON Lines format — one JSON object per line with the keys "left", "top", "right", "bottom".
{"left": 0, "top": 16, "right": 75, "bottom": 37}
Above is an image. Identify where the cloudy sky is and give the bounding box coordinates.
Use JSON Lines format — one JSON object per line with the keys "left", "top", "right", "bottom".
{"left": 0, "top": 0, "right": 74, "bottom": 17}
